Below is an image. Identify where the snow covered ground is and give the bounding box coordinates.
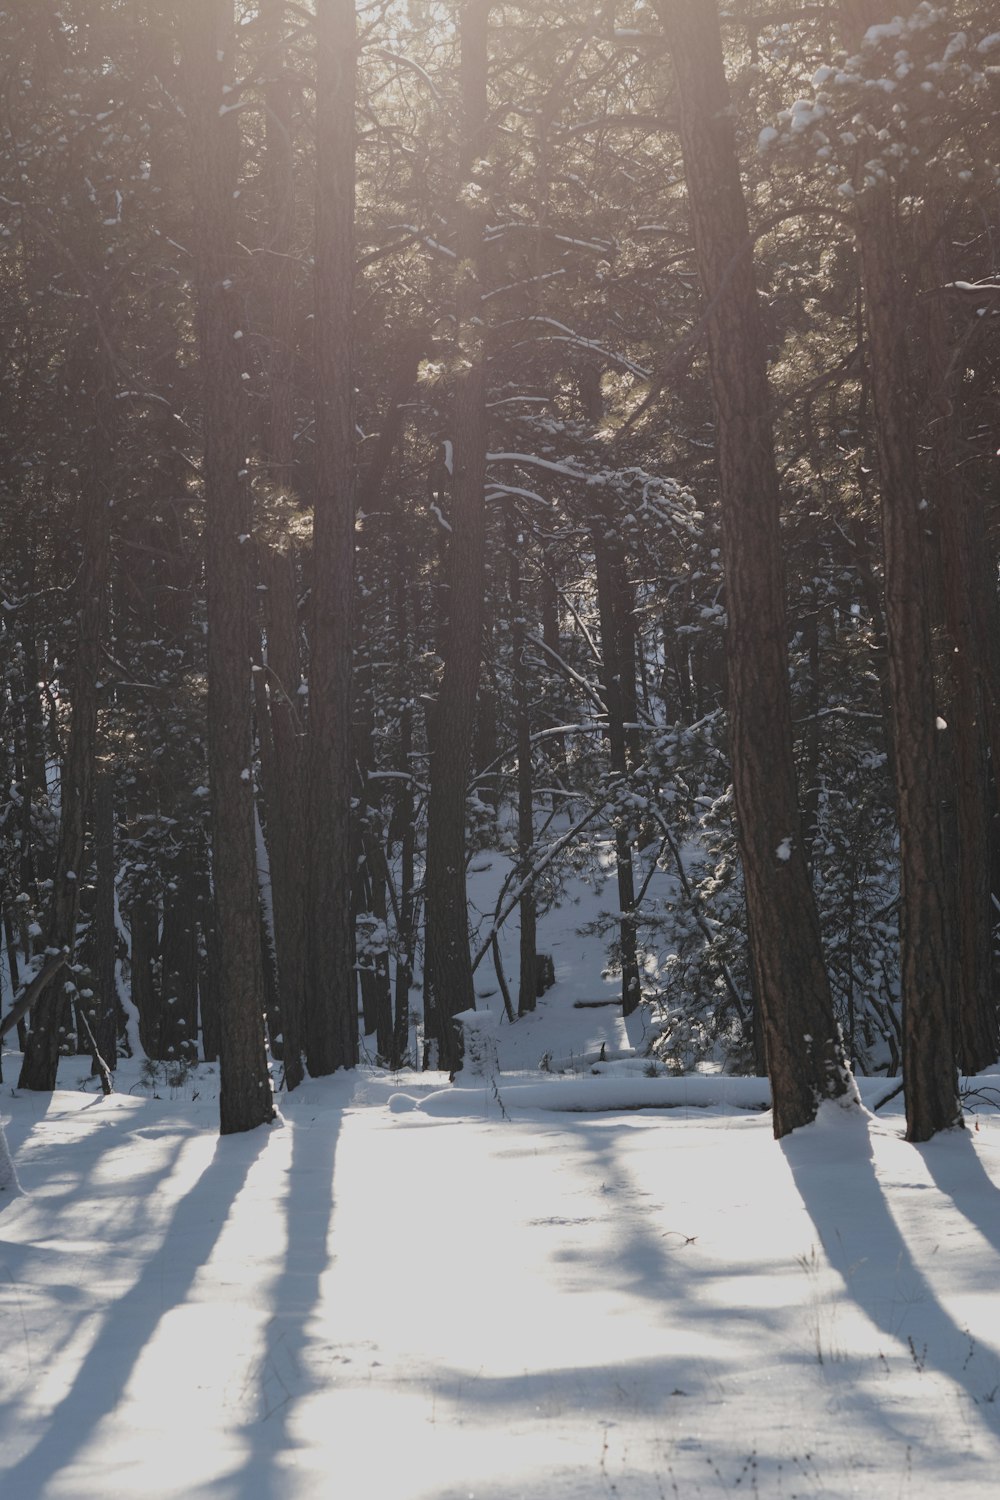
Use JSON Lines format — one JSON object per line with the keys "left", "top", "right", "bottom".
{"left": 3, "top": 860, "right": 1000, "bottom": 1498}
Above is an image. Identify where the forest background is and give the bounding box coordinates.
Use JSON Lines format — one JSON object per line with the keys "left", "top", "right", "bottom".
{"left": 2, "top": 0, "right": 999, "bottom": 1140}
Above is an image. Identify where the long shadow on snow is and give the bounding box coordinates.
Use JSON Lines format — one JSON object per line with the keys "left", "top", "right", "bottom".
{"left": 568, "top": 1116, "right": 694, "bottom": 1308}
{"left": 0, "top": 1120, "right": 191, "bottom": 1414}
{"left": 208, "top": 1096, "right": 343, "bottom": 1500}
{"left": 781, "top": 1120, "right": 1000, "bottom": 1438}
{"left": 0, "top": 1093, "right": 111, "bottom": 1211}
{"left": 0, "top": 1145, "right": 188, "bottom": 1292}
{"left": 485, "top": 1116, "right": 741, "bottom": 1406}
{"left": 542, "top": 1115, "right": 791, "bottom": 1336}
{"left": 0, "top": 1089, "right": 212, "bottom": 1221}
{"left": 508, "top": 1111, "right": 1000, "bottom": 1468}
{"left": 918, "top": 1126, "right": 1000, "bottom": 1262}
{"left": 0, "top": 1123, "right": 271, "bottom": 1496}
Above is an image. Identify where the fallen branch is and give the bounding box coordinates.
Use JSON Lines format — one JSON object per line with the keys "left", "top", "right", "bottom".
{"left": 872, "top": 1081, "right": 904, "bottom": 1112}
{"left": 490, "top": 933, "right": 517, "bottom": 1023}
{"left": 0, "top": 952, "right": 69, "bottom": 1041}
{"left": 76, "top": 1007, "right": 114, "bottom": 1096}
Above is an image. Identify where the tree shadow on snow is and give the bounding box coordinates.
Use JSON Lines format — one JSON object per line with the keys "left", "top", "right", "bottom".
{"left": 209, "top": 1100, "right": 343, "bottom": 1500}
{"left": 781, "top": 1120, "right": 1000, "bottom": 1450}
{"left": 0, "top": 1123, "right": 272, "bottom": 1497}
{"left": 918, "top": 1125, "right": 1000, "bottom": 1262}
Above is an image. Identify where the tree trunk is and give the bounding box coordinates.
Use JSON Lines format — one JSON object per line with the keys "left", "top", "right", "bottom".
{"left": 592, "top": 518, "right": 642, "bottom": 1017}
{"left": 840, "top": 0, "right": 962, "bottom": 1140}
{"left": 130, "top": 898, "right": 161, "bottom": 1059}
{"left": 355, "top": 329, "right": 427, "bottom": 1061}
{"left": 303, "top": 0, "right": 358, "bottom": 1075}
{"left": 183, "top": 0, "right": 273, "bottom": 1134}
{"left": 423, "top": 0, "right": 490, "bottom": 1072}
{"left": 196, "top": 841, "right": 221, "bottom": 1063}
{"left": 161, "top": 875, "right": 201, "bottom": 1065}
{"left": 1, "top": 886, "right": 26, "bottom": 1054}
{"left": 538, "top": 554, "right": 567, "bottom": 780}
{"left": 252, "top": 0, "right": 307, "bottom": 1090}
{"left": 854, "top": 193, "right": 961, "bottom": 1139}
{"left": 260, "top": 0, "right": 298, "bottom": 493}
{"left": 392, "top": 559, "right": 415, "bottom": 1068}
{"left": 91, "top": 770, "right": 118, "bottom": 1069}
{"left": 508, "top": 514, "right": 538, "bottom": 1016}
{"left": 656, "top": 0, "right": 855, "bottom": 1135}
{"left": 19, "top": 335, "right": 114, "bottom": 1091}
{"left": 922, "top": 229, "right": 997, "bottom": 1076}
{"left": 256, "top": 542, "right": 307, "bottom": 1088}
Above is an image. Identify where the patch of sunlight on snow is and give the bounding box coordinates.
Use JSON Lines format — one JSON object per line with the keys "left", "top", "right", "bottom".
{"left": 46, "top": 1426, "right": 247, "bottom": 1500}
{"left": 290, "top": 1386, "right": 625, "bottom": 1500}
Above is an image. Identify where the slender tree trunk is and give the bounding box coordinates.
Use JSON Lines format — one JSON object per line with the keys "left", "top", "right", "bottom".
{"left": 19, "top": 336, "right": 114, "bottom": 1091}
{"left": 357, "top": 330, "right": 427, "bottom": 515}
{"left": 354, "top": 847, "right": 378, "bottom": 1039}
{"left": 539, "top": 555, "right": 567, "bottom": 779}
{"left": 304, "top": 0, "right": 358, "bottom": 1074}
{"left": 160, "top": 874, "right": 201, "bottom": 1065}
{"left": 362, "top": 830, "right": 394, "bottom": 1060}
{"left": 196, "top": 841, "right": 221, "bottom": 1063}
{"left": 256, "top": 543, "right": 307, "bottom": 1087}
{"left": 130, "top": 897, "right": 161, "bottom": 1059}
{"left": 92, "top": 770, "right": 117, "bottom": 1069}
{"left": 592, "top": 518, "right": 642, "bottom": 1016}
{"left": 183, "top": 0, "right": 273, "bottom": 1134}
{"left": 392, "top": 559, "right": 415, "bottom": 1068}
{"left": 14, "top": 612, "right": 48, "bottom": 894}
{"left": 797, "top": 584, "right": 822, "bottom": 870}
{"left": 423, "top": 0, "right": 490, "bottom": 1072}
{"left": 508, "top": 514, "right": 537, "bottom": 1015}
{"left": 356, "top": 329, "right": 426, "bottom": 1060}
{"left": 1, "top": 887, "right": 26, "bottom": 1052}
{"left": 354, "top": 650, "right": 392, "bottom": 1050}
{"left": 656, "top": 0, "right": 854, "bottom": 1135}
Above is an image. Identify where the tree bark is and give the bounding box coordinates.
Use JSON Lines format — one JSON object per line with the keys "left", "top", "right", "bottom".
{"left": 921, "top": 228, "right": 997, "bottom": 1076}
{"left": 260, "top": 0, "right": 298, "bottom": 493}
{"left": 19, "top": 331, "right": 114, "bottom": 1091}
{"left": 160, "top": 873, "right": 201, "bottom": 1065}
{"left": 854, "top": 194, "right": 961, "bottom": 1139}
{"left": 656, "top": 0, "right": 855, "bottom": 1135}
{"left": 423, "top": 0, "right": 490, "bottom": 1072}
{"left": 839, "top": 0, "right": 962, "bottom": 1140}
{"left": 252, "top": 0, "right": 308, "bottom": 1090}
{"left": 91, "top": 770, "right": 118, "bottom": 1068}
{"left": 183, "top": 0, "right": 273, "bottom": 1134}
{"left": 538, "top": 554, "right": 567, "bottom": 780}
{"left": 303, "top": 0, "right": 358, "bottom": 1075}
{"left": 592, "top": 517, "right": 642, "bottom": 1017}
{"left": 256, "top": 542, "right": 307, "bottom": 1087}
{"left": 508, "top": 513, "right": 538, "bottom": 1016}
{"left": 392, "top": 558, "right": 415, "bottom": 1068}
{"left": 129, "top": 898, "right": 160, "bottom": 1058}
